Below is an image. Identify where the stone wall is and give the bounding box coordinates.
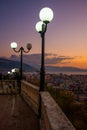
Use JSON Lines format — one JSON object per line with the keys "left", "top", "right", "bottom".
{"left": 21, "top": 80, "right": 76, "bottom": 130}
{"left": 41, "top": 92, "right": 76, "bottom": 130}
{"left": 21, "top": 80, "right": 39, "bottom": 114}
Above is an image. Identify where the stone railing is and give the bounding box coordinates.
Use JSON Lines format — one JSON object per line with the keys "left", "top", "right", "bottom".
{"left": 0, "top": 80, "right": 18, "bottom": 94}
{"left": 40, "top": 92, "right": 76, "bottom": 130}
{"left": 21, "top": 80, "right": 76, "bottom": 130}
{"left": 21, "top": 80, "right": 39, "bottom": 114}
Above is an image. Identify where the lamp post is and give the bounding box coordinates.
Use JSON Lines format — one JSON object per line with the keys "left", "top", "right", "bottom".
{"left": 11, "top": 42, "right": 32, "bottom": 93}
{"left": 35, "top": 7, "right": 54, "bottom": 91}
{"left": 35, "top": 7, "right": 54, "bottom": 118}
{"left": 10, "top": 42, "right": 32, "bottom": 92}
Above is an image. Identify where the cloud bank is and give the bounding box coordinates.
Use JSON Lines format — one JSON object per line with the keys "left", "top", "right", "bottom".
{"left": 9, "top": 53, "right": 75, "bottom": 68}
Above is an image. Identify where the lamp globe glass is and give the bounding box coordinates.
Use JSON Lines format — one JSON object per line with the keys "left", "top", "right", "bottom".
{"left": 39, "top": 7, "right": 54, "bottom": 23}
{"left": 35, "top": 21, "right": 46, "bottom": 33}
{"left": 10, "top": 42, "right": 17, "bottom": 49}
{"left": 26, "top": 43, "right": 32, "bottom": 50}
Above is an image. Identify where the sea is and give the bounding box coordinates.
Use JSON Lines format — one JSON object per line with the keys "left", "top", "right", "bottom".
{"left": 46, "top": 71, "right": 87, "bottom": 75}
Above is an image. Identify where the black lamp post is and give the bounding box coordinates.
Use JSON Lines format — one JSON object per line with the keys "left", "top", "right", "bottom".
{"left": 10, "top": 42, "right": 32, "bottom": 80}
{"left": 35, "top": 7, "right": 54, "bottom": 91}
{"left": 35, "top": 7, "right": 54, "bottom": 118}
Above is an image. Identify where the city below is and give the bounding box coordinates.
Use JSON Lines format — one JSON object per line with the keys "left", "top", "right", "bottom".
{"left": 0, "top": 56, "right": 87, "bottom": 101}
{"left": 25, "top": 72, "right": 87, "bottom": 100}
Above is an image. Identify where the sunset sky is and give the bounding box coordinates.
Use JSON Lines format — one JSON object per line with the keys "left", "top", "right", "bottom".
{"left": 0, "top": 0, "right": 87, "bottom": 69}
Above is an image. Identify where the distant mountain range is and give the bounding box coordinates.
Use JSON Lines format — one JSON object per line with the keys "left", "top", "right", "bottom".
{"left": 0, "top": 57, "right": 87, "bottom": 74}
{"left": 0, "top": 58, "right": 38, "bottom": 73}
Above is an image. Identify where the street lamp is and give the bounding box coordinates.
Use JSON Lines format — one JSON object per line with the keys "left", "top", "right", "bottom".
{"left": 11, "top": 68, "right": 16, "bottom": 73}
{"left": 35, "top": 7, "right": 54, "bottom": 91}
{"left": 35, "top": 7, "right": 54, "bottom": 118}
{"left": 10, "top": 42, "right": 32, "bottom": 80}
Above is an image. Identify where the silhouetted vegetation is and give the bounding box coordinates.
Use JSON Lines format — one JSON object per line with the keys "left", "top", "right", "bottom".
{"left": 47, "top": 87, "right": 87, "bottom": 130}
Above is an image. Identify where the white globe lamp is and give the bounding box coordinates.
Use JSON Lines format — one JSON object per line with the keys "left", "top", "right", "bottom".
{"left": 35, "top": 21, "right": 46, "bottom": 33}
{"left": 10, "top": 42, "right": 17, "bottom": 49}
{"left": 39, "top": 7, "right": 54, "bottom": 23}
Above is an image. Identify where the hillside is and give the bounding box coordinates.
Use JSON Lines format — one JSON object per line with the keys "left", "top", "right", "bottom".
{"left": 0, "top": 58, "right": 38, "bottom": 73}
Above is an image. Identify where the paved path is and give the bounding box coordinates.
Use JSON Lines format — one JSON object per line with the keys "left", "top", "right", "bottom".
{"left": 0, "top": 95, "right": 40, "bottom": 130}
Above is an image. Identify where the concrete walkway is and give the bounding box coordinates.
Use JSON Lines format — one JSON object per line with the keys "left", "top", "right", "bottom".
{"left": 0, "top": 95, "right": 40, "bottom": 130}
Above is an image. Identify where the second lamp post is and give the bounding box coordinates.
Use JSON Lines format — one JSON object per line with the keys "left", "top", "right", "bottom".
{"left": 10, "top": 42, "right": 32, "bottom": 80}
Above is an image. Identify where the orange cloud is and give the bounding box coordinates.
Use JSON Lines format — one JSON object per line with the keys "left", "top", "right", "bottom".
{"left": 57, "top": 56, "right": 87, "bottom": 69}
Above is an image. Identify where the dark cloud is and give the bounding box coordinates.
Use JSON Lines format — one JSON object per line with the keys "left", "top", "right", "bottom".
{"left": 10, "top": 53, "right": 75, "bottom": 67}
{"left": 45, "top": 55, "right": 74, "bottom": 65}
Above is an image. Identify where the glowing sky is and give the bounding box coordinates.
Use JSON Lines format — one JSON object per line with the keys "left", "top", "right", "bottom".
{"left": 0, "top": 0, "right": 87, "bottom": 68}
